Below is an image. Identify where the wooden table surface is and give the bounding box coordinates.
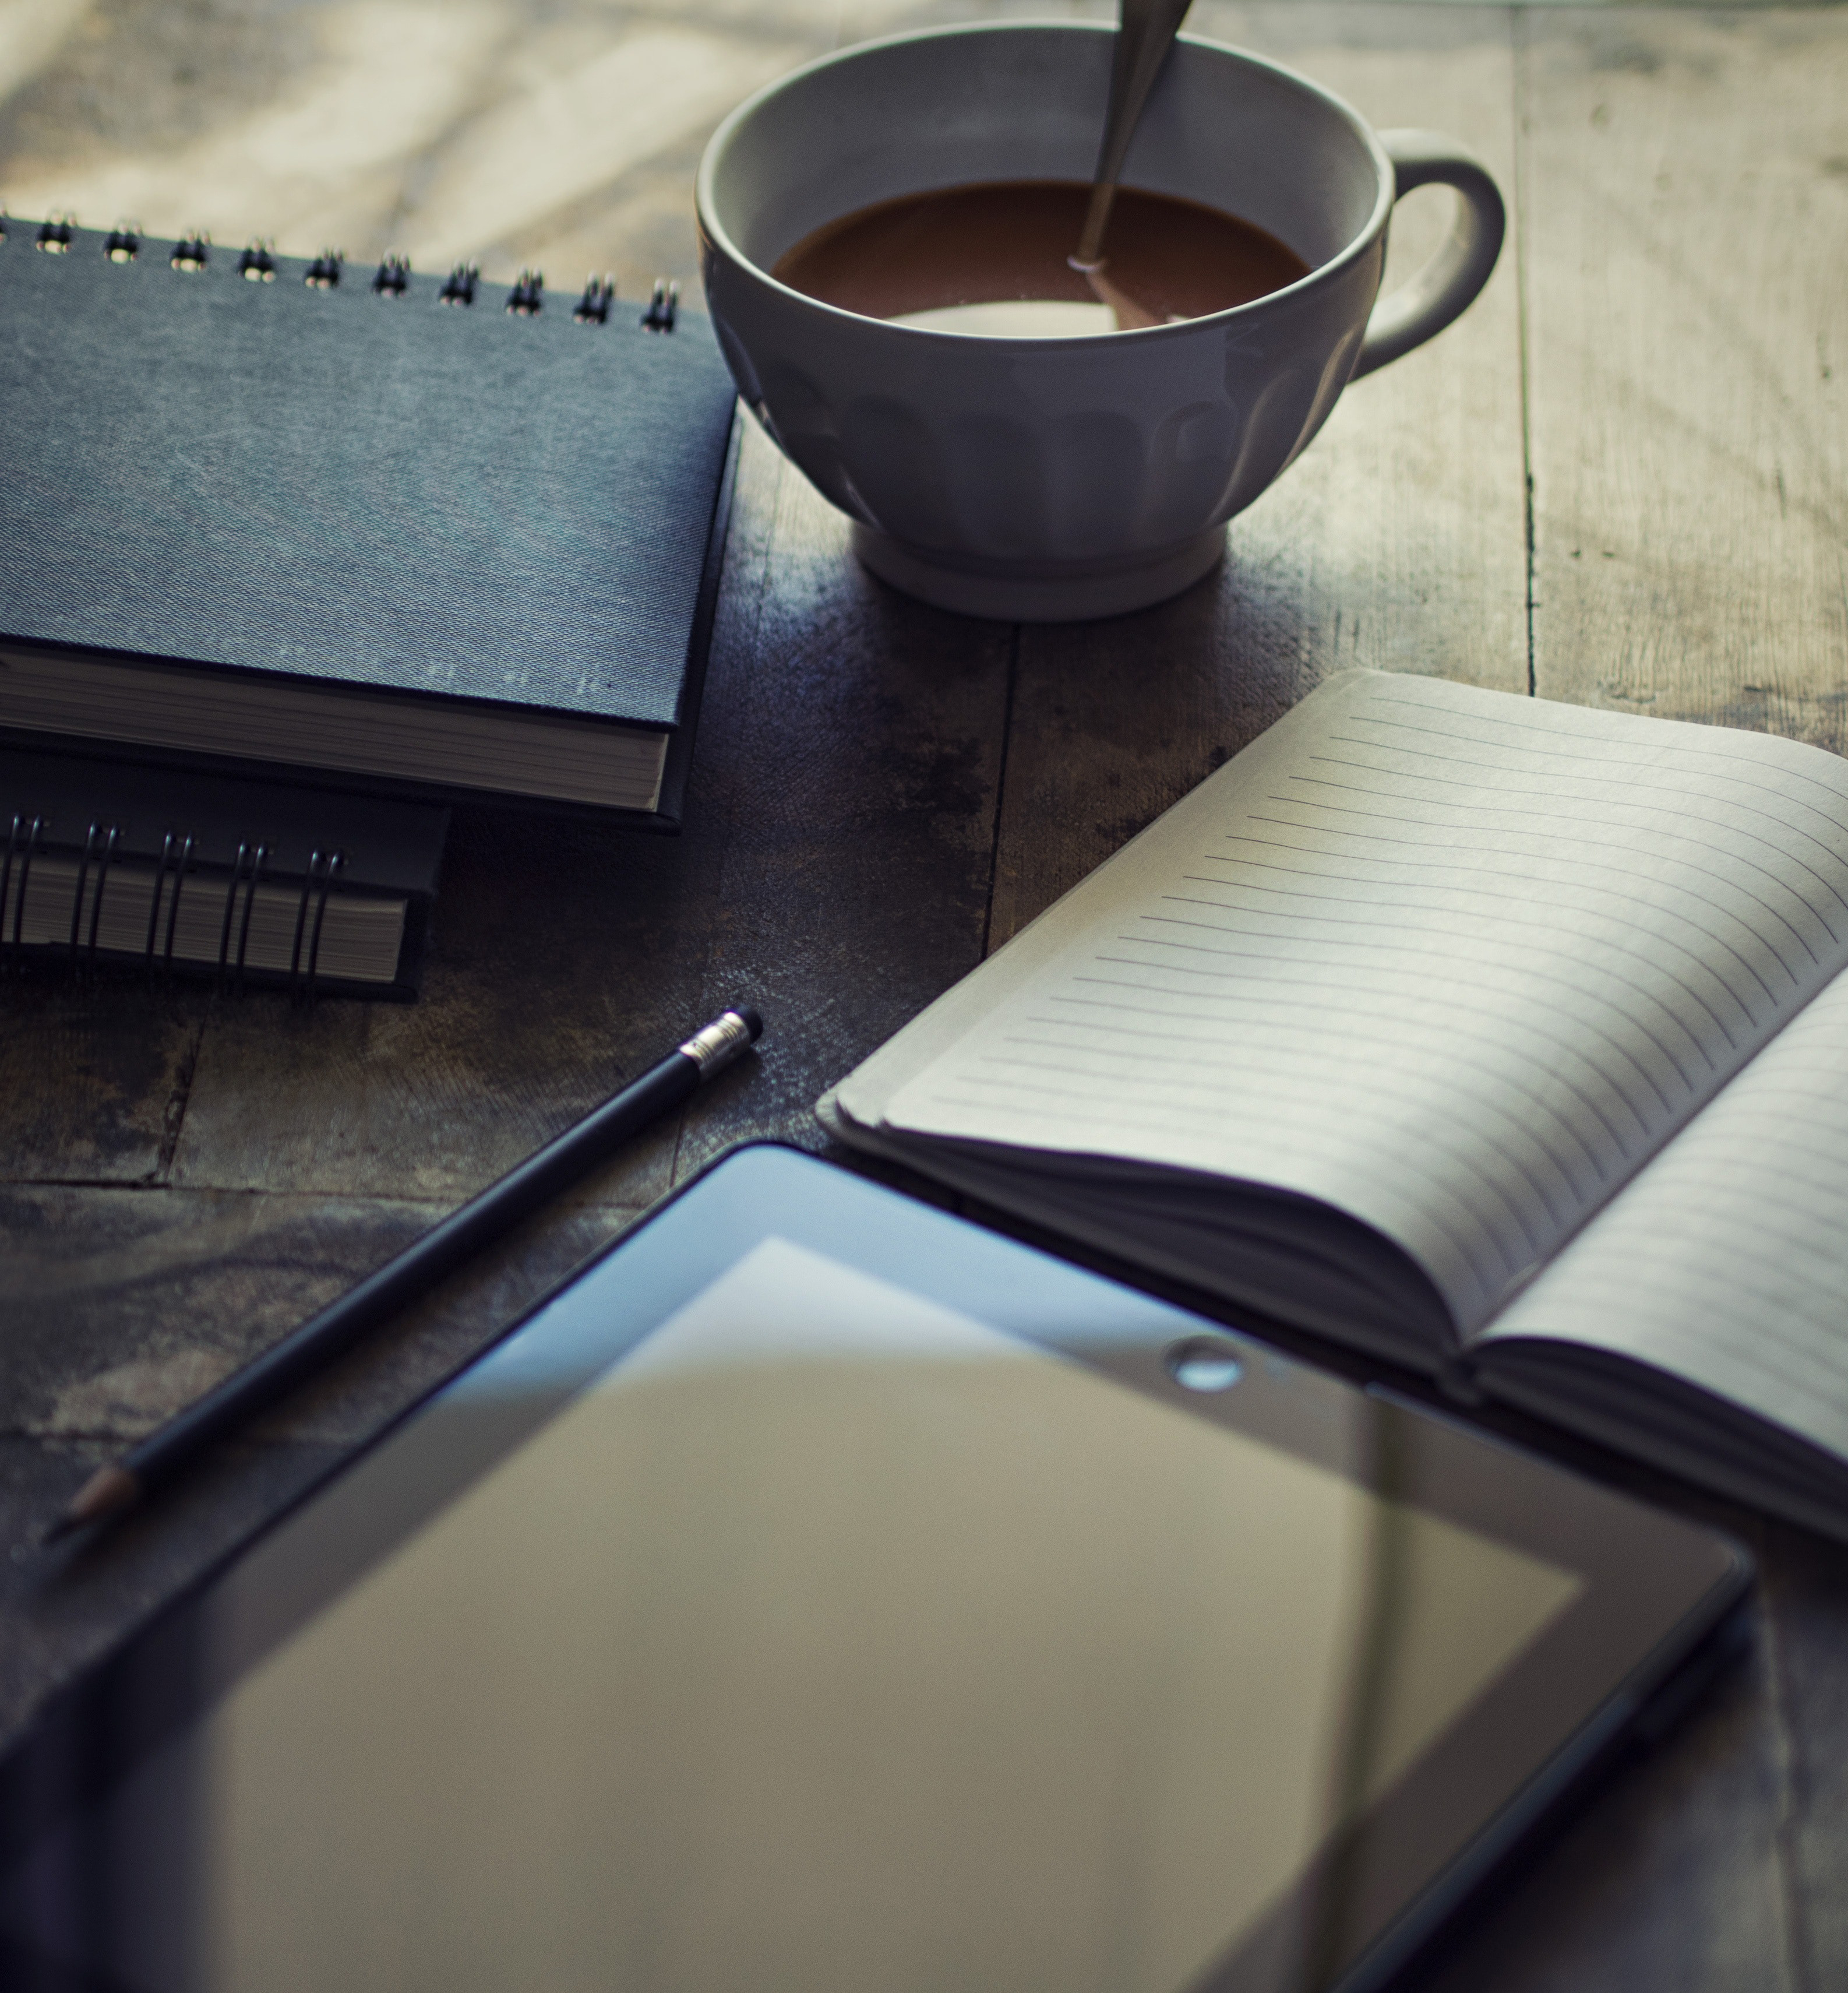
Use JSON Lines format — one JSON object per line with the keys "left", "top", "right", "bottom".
{"left": 3, "top": 2, "right": 1846, "bottom": 1987}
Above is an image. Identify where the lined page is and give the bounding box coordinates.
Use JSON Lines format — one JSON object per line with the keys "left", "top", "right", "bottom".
{"left": 872, "top": 671, "right": 1848, "bottom": 1332}
{"left": 1483, "top": 967, "right": 1848, "bottom": 1459}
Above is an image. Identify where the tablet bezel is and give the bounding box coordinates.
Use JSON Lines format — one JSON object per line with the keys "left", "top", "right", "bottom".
{"left": 0, "top": 1143, "right": 1751, "bottom": 1993}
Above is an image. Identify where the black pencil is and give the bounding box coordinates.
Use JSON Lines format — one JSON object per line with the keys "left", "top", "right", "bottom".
{"left": 45, "top": 1005, "right": 763, "bottom": 1542}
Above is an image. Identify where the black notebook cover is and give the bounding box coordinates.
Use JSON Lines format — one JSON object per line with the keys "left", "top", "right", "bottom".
{"left": 3, "top": 745, "right": 449, "bottom": 1000}
{"left": 0, "top": 224, "right": 739, "bottom": 826}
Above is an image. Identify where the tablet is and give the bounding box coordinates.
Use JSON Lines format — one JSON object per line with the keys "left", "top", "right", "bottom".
{"left": 0, "top": 1145, "right": 1748, "bottom": 1993}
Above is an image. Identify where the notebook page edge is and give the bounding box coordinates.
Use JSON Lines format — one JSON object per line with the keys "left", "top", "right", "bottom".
{"left": 831, "top": 670, "right": 1384, "bottom": 1131}
{"left": 1472, "top": 962, "right": 1848, "bottom": 1477}
{"left": 866, "top": 672, "right": 1848, "bottom": 1336}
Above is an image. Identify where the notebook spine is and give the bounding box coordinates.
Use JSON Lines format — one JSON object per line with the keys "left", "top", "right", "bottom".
{"left": 3, "top": 809, "right": 355, "bottom": 1003}
{"left": 15, "top": 217, "right": 685, "bottom": 331}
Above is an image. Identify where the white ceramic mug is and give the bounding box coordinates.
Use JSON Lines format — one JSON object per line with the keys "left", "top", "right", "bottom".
{"left": 697, "top": 23, "right": 1504, "bottom": 621}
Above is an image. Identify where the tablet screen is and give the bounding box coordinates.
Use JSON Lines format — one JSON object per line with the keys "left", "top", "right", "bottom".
{"left": 1, "top": 1232, "right": 1592, "bottom": 1993}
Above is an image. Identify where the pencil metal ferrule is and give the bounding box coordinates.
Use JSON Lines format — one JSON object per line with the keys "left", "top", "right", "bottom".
{"left": 678, "top": 1010, "right": 756, "bottom": 1076}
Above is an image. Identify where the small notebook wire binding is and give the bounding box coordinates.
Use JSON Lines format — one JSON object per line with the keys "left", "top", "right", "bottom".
{"left": 218, "top": 840, "right": 250, "bottom": 980}
{"left": 143, "top": 833, "right": 171, "bottom": 960}
{"left": 2, "top": 813, "right": 45, "bottom": 962}
{"left": 39, "top": 227, "right": 666, "bottom": 341}
{"left": 163, "top": 835, "right": 195, "bottom": 974}
{"left": 574, "top": 274, "right": 614, "bottom": 325}
{"left": 144, "top": 831, "right": 194, "bottom": 966}
{"left": 641, "top": 277, "right": 678, "bottom": 333}
{"left": 234, "top": 843, "right": 269, "bottom": 992}
{"left": 146, "top": 833, "right": 196, "bottom": 976}
{"left": 289, "top": 848, "right": 339, "bottom": 1000}
{"left": 69, "top": 821, "right": 99, "bottom": 956}
{"left": 12, "top": 815, "right": 43, "bottom": 950}
{"left": 301, "top": 849, "right": 346, "bottom": 1006}
{"left": 1, "top": 815, "right": 19, "bottom": 958}
{"left": 0, "top": 805, "right": 363, "bottom": 994}
{"left": 86, "top": 823, "right": 119, "bottom": 962}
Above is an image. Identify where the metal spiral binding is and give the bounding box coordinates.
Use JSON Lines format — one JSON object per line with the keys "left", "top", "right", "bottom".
{"left": 68, "top": 825, "right": 93, "bottom": 955}
{"left": 238, "top": 240, "right": 277, "bottom": 283}
{"left": 305, "top": 850, "right": 344, "bottom": 1004}
{"left": 219, "top": 840, "right": 250, "bottom": 983}
{"left": 143, "top": 833, "right": 196, "bottom": 976}
{"left": 573, "top": 274, "right": 614, "bottom": 325}
{"left": 439, "top": 262, "right": 479, "bottom": 307}
{"left": 35, "top": 216, "right": 74, "bottom": 255}
{"left": 641, "top": 277, "right": 678, "bottom": 333}
{"left": 289, "top": 848, "right": 345, "bottom": 1004}
{"left": 69, "top": 820, "right": 121, "bottom": 965}
{"left": 171, "top": 231, "right": 210, "bottom": 272}
{"left": 232, "top": 843, "right": 269, "bottom": 992}
{"left": 372, "top": 252, "right": 410, "bottom": 298}
{"left": 507, "top": 269, "right": 544, "bottom": 317}
{"left": 0, "top": 804, "right": 359, "bottom": 994}
{"left": 161, "top": 835, "right": 196, "bottom": 973}
{"left": 305, "top": 249, "right": 343, "bottom": 290}
{"left": 2, "top": 814, "right": 45, "bottom": 966}
{"left": 103, "top": 224, "right": 139, "bottom": 263}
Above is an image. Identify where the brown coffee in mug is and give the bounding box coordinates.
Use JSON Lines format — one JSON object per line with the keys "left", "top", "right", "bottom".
{"left": 700, "top": 24, "right": 1506, "bottom": 617}
{"left": 773, "top": 179, "right": 1309, "bottom": 336}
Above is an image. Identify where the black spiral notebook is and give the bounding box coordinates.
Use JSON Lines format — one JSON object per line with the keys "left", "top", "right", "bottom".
{"left": 0, "top": 221, "right": 739, "bottom": 826}
{"left": 3, "top": 745, "right": 447, "bottom": 999}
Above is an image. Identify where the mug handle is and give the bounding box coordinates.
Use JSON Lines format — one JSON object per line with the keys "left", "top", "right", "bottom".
{"left": 1352, "top": 131, "right": 1506, "bottom": 378}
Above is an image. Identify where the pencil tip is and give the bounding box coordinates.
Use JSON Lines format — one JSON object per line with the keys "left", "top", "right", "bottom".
{"left": 41, "top": 1466, "right": 141, "bottom": 1546}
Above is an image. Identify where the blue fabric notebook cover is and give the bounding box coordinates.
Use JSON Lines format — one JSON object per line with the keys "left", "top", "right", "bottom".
{"left": 0, "top": 224, "right": 738, "bottom": 821}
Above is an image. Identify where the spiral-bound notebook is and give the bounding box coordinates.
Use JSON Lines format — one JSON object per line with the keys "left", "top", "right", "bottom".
{"left": 3, "top": 745, "right": 447, "bottom": 999}
{"left": 0, "top": 221, "right": 738, "bottom": 826}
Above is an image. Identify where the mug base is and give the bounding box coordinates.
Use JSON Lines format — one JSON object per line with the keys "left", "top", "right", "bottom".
{"left": 850, "top": 526, "right": 1228, "bottom": 623}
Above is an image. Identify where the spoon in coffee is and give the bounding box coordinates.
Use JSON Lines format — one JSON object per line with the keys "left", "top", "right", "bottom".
{"left": 1071, "top": 0, "right": 1194, "bottom": 329}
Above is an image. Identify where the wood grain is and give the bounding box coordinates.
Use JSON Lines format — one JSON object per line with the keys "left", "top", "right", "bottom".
{"left": 676, "top": 420, "right": 1015, "bottom": 1177}
{"left": 0, "top": 974, "right": 206, "bottom": 1184}
{"left": 1, "top": 7, "right": 1847, "bottom": 1991}
{"left": 1521, "top": 8, "right": 1848, "bottom": 737}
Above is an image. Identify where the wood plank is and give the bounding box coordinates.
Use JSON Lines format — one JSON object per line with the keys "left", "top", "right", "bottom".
{"left": 1522, "top": 6, "right": 1848, "bottom": 735}
{"left": 0, "top": 976, "right": 204, "bottom": 1185}
{"left": 0, "top": 8, "right": 1842, "bottom": 1991}
{"left": 1761, "top": 1523, "right": 1848, "bottom": 1988}
{"left": 991, "top": 1, "right": 1529, "bottom": 942}
{"left": 678, "top": 421, "right": 1017, "bottom": 1178}
{"left": 0, "top": 0, "right": 825, "bottom": 291}
{"left": 1519, "top": 18, "right": 1848, "bottom": 1981}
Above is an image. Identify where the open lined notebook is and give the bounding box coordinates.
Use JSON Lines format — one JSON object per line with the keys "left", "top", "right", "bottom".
{"left": 821, "top": 669, "right": 1848, "bottom": 1539}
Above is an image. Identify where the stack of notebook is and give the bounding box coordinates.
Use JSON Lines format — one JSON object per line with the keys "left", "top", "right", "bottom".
{"left": 0, "top": 220, "right": 741, "bottom": 994}
{"left": 2, "top": 747, "right": 445, "bottom": 1001}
